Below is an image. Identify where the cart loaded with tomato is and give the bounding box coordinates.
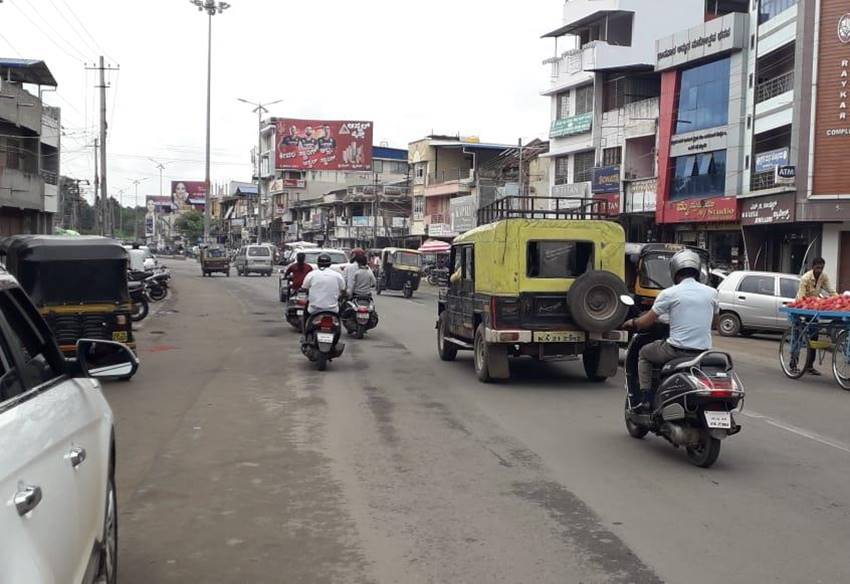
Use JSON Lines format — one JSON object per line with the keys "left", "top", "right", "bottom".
{"left": 779, "top": 293, "right": 850, "bottom": 390}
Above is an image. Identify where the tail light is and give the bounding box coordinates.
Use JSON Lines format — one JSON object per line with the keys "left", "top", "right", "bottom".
{"left": 689, "top": 374, "right": 739, "bottom": 398}
{"left": 357, "top": 307, "right": 370, "bottom": 313}
{"left": 317, "top": 315, "right": 336, "bottom": 332}
{"left": 491, "top": 296, "right": 520, "bottom": 328}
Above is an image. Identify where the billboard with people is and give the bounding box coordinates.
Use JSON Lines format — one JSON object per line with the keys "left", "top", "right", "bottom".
{"left": 275, "top": 119, "right": 373, "bottom": 171}
{"left": 171, "top": 181, "right": 207, "bottom": 211}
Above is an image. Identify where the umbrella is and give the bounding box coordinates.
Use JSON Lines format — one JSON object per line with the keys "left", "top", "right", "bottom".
{"left": 418, "top": 239, "right": 451, "bottom": 253}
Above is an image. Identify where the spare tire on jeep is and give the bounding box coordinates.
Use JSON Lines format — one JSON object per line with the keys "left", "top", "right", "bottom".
{"left": 566, "top": 270, "right": 629, "bottom": 333}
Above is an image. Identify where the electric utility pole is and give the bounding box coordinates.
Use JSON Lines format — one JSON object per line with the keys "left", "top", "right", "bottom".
{"left": 86, "top": 57, "right": 119, "bottom": 236}
{"left": 238, "top": 97, "right": 282, "bottom": 243}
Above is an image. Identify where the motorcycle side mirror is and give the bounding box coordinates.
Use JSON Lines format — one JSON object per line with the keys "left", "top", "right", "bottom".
{"left": 619, "top": 294, "right": 635, "bottom": 306}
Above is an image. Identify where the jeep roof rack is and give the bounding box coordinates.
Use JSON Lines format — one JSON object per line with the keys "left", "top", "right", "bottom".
{"left": 476, "top": 196, "right": 610, "bottom": 225}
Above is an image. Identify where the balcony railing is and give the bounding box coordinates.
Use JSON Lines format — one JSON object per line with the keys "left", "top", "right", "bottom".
{"left": 40, "top": 169, "right": 58, "bottom": 185}
{"left": 429, "top": 168, "right": 474, "bottom": 185}
{"left": 755, "top": 70, "right": 794, "bottom": 104}
{"left": 751, "top": 170, "right": 777, "bottom": 192}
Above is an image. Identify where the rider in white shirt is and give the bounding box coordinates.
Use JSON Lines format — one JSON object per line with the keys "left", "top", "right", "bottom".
{"left": 303, "top": 253, "right": 346, "bottom": 314}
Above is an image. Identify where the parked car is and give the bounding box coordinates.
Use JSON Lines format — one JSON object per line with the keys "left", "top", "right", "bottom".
{"left": 0, "top": 267, "right": 137, "bottom": 584}
{"left": 716, "top": 270, "right": 801, "bottom": 336}
{"left": 233, "top": 244, "right": 274, "bottom": 276}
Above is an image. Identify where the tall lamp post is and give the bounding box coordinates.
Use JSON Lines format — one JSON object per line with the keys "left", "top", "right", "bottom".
{"left": 238, "top": 98, "right": 282, "bottom": 243}
{"left": 190, "top": 0, "right": 231, "bottom": 243}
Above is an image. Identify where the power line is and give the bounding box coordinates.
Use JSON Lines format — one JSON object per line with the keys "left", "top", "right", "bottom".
{"left": 45, "top": 0, "right": 100, "bottom": 58}
{"left": 11, "top": 0, "right": 88, "bottom": 62}
{"left": 57, "top": 0, "right": 117, "bottom": 63}
{"left": 0, "top": 29, "right": 20, "bottom": 57}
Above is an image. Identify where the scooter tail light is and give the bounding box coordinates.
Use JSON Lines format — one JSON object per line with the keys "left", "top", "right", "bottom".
{"left": 318, "top": 315, "right": 336, "bottom": 332}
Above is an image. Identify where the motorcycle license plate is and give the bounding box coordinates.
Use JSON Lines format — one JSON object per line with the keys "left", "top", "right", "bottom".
{"left": 533, "top": 331, "right": 585, "bottom": 343}
{"left": 317, "top": 333, "right": 334, "bottom": 344}
{"left": 356, "top": 315, "right": 369, "bottom": 323}
{"left": 296, "top": 310, "right": 304, "bottom": 316}
{"left": 705, "top": 411, "right": 732, "bottom": 429}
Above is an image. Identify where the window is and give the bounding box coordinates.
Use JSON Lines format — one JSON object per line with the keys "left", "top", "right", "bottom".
{"left": 413, "top": 196, "right": 425, "bottom": 220}
{"left": 0, "top": 337, "right": 22, "bottom": 402}
{"left": 555, "top": 156, "right": 570, "bottom": 185}
{"left": 527, "top": 241, "right": 594, "bottom": 278}
{"left": 373, "top": 160, "right": 384, "bottom": 173}
{"left": 574, "top": 85, "right": 593, "bottom": 115}
{"left": 416, "top": 165, "right": 426, "bottom": 179}
{"left": 759, "top": 0, "right": 797, "bottom": 24}
{"left": 676, "top": 58, "right": 731, "bottom": 134}
{"left": 738, "top": 275, "right": 776, "bottom": 296}
{"left": 462, "top": 247, "right": 474, "bottom": 282}
{"left": 0, "top": 290, "right": 61, "bottom": 389}
{"left": 248, "top": 246, "right": 271, "bottom": 257}
{"left": 557, "top": 91, "right": 570, "bottom": 119}
{"left": 573, "top": 151, "right": 595, "bottom": 183}
{"left": 603, "top": 147, "right": 622, "bottom": 166}
{"left": 780, "top": 278, "right": 800, "bottom": 299}
{"left": 672, "top": 150, "right": 726, "bottom": 200}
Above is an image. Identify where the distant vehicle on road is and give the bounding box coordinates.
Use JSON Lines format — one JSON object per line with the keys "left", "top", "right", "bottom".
{"left": 717, "top": 270, "right": 801, "bottom": 336}
{"left": 278, "top": 248, "right": 348, "bottom": 300}
{"left": 624, "top": 242, "right": 710, "bottom": 312}
{"left": 437, "top": 197, "right": 629, "bottom": 383}
{"left": 375, "top": 248, "right": 422, "bottom": 298}
{"left": 0, "top": 236, "right": 137, "bottom": 360}
{"left": 200, "top": 246, "right": 231, "bottom": 277}
{"left": 233, "top": 244, "right": 274, "bottom": 277}
{"left": 0, "top": 267, "right": 137, "bottom": 584}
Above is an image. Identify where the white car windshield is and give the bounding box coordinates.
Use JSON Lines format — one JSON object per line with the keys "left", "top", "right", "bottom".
{"left": 303, "top": 251, "right": 347, "bottom": 265}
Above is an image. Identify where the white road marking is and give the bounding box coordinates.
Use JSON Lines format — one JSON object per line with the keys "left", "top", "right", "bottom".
{"left": 742, "top": 410, "right": 850, "bottom": 455}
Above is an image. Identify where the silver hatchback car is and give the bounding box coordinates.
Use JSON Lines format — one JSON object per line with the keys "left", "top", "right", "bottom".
{"left": 716, "top": 271, "right": 801, "bottom": 336}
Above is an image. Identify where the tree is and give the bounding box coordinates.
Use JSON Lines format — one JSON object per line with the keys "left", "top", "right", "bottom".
{"left": 174, "top": 210, "right": 205, "bottom": 243}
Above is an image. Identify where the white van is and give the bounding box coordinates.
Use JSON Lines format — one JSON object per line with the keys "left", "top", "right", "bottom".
{"left": 234, "top": 244, "right": 274, "bottom": 276}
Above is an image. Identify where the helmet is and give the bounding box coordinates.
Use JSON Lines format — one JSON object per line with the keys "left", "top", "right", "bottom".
{"left": 350, "top": 247, "right": 366, "bottom": 262}
{"left": 669, "top": 249, "right": 702, "bottom": 282}
{"left": 317, "top": 253, "right": 332, "bottom": 269}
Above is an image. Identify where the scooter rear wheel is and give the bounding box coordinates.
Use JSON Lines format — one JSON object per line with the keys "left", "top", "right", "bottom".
{"left": 624, "top": 398, "right": 649, "bottom": 439}
{"left": 686, "top": 432, "right": 722, "bottom": 468}
{"left": 316, "top": 353, "right": 328, "bottom": 371}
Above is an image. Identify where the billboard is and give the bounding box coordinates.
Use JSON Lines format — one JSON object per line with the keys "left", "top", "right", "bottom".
{"left": 275, "top": 119, "right": 373, "bottom": 171}
{"left": 145, "top": 195, "right": 173, "bottom": 214}
{"left": 171, "top": 181, "right": 207, "bottom": 211}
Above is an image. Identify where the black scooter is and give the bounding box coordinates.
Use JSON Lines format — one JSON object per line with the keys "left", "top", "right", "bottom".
{"left": 128, "top": 281, "right": 149, "bottom": 322}
{"left": 301, "top": 311, "right": 345, "bottom": 371}
{"left": 622, "top": 298, "right": 746, "bottom": 468}
{"left": 342, "top": 295, "right": 378, "bottom": 339}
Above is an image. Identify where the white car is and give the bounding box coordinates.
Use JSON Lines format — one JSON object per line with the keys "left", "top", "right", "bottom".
{"left": 0, "top": 272, "right": 137, "bottom": 584}
{"left": 717, "top": 270, "right": 801, "bottom": 336}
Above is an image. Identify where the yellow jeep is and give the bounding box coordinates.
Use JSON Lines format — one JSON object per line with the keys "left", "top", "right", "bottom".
{"left": 437, "top": 198, "right": 629, "bottom": 382}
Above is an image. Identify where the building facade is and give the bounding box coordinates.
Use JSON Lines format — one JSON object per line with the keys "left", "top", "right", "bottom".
{"left": 0, "top": 59, "right": 59, "bottom": 236}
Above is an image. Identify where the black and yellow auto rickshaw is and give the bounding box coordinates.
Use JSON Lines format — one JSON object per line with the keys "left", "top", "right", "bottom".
{"left": 0, "top": 235, "right": 135, "bottom": 356}
{"left": 625, "top": 242, "right": 711, "bottom": 311}
{"left": 200, "top": 245, "right": 231, "bottom": 277}
{"left": 376, "top": 247, "right": 422, "bottom": 298}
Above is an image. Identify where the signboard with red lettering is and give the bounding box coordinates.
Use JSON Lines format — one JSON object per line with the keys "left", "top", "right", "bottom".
{"left": 663, "top": 196, "right": 738, "bottom": 223}
{"left": 275, "top": 119, "right": 373, "bottom": 171}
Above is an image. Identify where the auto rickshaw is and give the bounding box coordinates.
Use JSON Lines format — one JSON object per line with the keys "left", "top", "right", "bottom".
{"left": 625, "top": 242, "right": 711, "bottom": 312}
{"left": 376, "top": 247, "right": 422, "bottom": 298}
{"left": 200, "top": 245, "right": 231, "bottom": 277}
{"left": 0, "top": 235, "right": 136, "bottom": 357}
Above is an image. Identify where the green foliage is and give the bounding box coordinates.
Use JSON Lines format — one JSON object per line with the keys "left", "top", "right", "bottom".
{"left": 175, "top": 209, "right": 205, "bottom": 243}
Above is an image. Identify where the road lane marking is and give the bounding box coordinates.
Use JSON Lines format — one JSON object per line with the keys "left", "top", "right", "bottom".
{"left": 742, "top": 410, "right": 850, "bottom": 455}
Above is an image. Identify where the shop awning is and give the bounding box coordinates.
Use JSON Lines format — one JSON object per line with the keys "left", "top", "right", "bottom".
{"left": 418, "top": 239, "right": 451, "bottom": 253}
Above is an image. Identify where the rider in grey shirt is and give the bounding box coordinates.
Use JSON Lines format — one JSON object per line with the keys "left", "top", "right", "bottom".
{"left": 347, "top": 255, "right": 376, "bottom": 297}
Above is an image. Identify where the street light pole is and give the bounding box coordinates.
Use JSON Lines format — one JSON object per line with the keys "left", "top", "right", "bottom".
{"left": 190, "top": 0, "right": 231, "bottom": 244}
{"left": 238, "top": 97, "right": 282, "bottom": 243}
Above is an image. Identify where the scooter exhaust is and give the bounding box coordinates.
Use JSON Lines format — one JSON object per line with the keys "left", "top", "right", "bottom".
{"left": 661, "top": 423, "right": 702, "bottom": 447}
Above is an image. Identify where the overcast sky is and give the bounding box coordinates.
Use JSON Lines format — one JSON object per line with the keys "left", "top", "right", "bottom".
{"left": 1, "top": 0, "right": 559, "bottom": 205}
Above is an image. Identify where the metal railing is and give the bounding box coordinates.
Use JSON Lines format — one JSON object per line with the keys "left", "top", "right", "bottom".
{"left": 755, "top": 70, "right": 794, "bottom": 104}
{"left": 750, "top": 170, "right": 777, "bottom": 192}
{"left": 429, "top": 168, "right": 474, "bottom": 185}
{"left": 477, "top": 196, "right": 609, "bottom": 224}
{"left": 40, "top": 169, "right": 58, "bottom": 185}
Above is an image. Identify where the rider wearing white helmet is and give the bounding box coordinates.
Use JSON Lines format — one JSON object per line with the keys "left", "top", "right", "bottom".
{"left": 624, "top": 249, "right": 719, "bottom": 409}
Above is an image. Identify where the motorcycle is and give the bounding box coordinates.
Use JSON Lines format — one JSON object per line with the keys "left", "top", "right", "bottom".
{"left": 342, "top": 295, "right": 378, "bottom": 339}
{"left": 285, "top": 287, "right": 309, "bottom": 331}
{"left": 128, "top": 281, "right": 149, "bottom": 322}
{"left": 622, "top": 296, "right": 745, "bottom": 468}
{"left": 129, "top": 270, "right": 169, "bottom": 302}
{"left": 301, "top": 311, "right": 345, "bottom": 371}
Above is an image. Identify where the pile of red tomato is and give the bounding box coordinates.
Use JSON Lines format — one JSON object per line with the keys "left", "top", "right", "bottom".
{"left": 789, "top": 295, "right": 850, "bottom": 312}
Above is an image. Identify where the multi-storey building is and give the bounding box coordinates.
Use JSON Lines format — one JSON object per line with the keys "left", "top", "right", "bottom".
{"left": 541, "top": 0, "right": 707, "bottom": 240}
{"left": 0, "top": 59, "right": 59, "bottom": 236}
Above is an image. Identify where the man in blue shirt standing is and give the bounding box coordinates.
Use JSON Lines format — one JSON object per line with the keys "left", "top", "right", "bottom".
{"left": 624, "top": 249, "right": 718, "bottom": 409}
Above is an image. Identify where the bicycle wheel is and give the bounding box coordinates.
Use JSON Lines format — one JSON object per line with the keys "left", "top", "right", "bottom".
{"left": 780, "top": 329, "right": 808, "bottom": 379}
{"left": 832, "top": 330, "right": 850, "bottom": 390}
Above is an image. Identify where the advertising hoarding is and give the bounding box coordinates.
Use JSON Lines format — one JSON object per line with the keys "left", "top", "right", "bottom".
{"left": 171, "top": 181, "right": 207, "bottom": 211}
{"left": 591, "top": 165, "right": 621, "bottom": 194}
{"left": 276, "top": 119, "right": 373, "bottom": 171}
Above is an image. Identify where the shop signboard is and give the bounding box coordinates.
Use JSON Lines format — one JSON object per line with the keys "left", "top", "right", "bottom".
{"left": 775, "top": 165, "right": 796, "bottom": 185}
{"left": 591, "top": 165, "right": 621, "bottom": 194}
{"left": 595, "top": 193, "right": 621, "bottom": 216}
{"left": 549, "top": 112, "right": 593, "bottom": 138}
{"left": 352, "top": 216, "right": 371, "bottom": 227}
{"left": 754, "top": 148, "right": 789, "bottom": 173}
{"left": 391, "top": 216, "right": 408, "bottom": 228}
{"left": 428, "top": 223, "right": 455, "bottom": 237}
{"left": 625, "top": 178, "right": 657, "bottom": 213}
{"left": 741, "top": 193, "right": 795, "bottom": 225}
{"left": 655, "top": 12, "right": 746, "bottom": 72}
{"left": 665, "top": 196, "right": 738, "bottom": 223}
{"left": 450, "top": 194, "right": 477, "bottom": 233}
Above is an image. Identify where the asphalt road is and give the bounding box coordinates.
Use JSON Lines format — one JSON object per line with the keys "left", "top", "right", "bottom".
{"left": 105, "top": 259, "right": 850, "bottom": 584}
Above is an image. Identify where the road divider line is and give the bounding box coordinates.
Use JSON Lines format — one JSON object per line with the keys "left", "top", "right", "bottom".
{"left": 741, "top": 410, "right": 850, "bottom": 455}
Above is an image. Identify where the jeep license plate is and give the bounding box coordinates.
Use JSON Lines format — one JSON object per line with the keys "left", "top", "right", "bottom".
{"left": 705, "top": 411, "right": 732, "bottom": 429}
{"left": 112, "top": 331, "right": 128, "bottom": 342}
{"left": 533, "top": 331, "right": 585, "bottom": 343}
